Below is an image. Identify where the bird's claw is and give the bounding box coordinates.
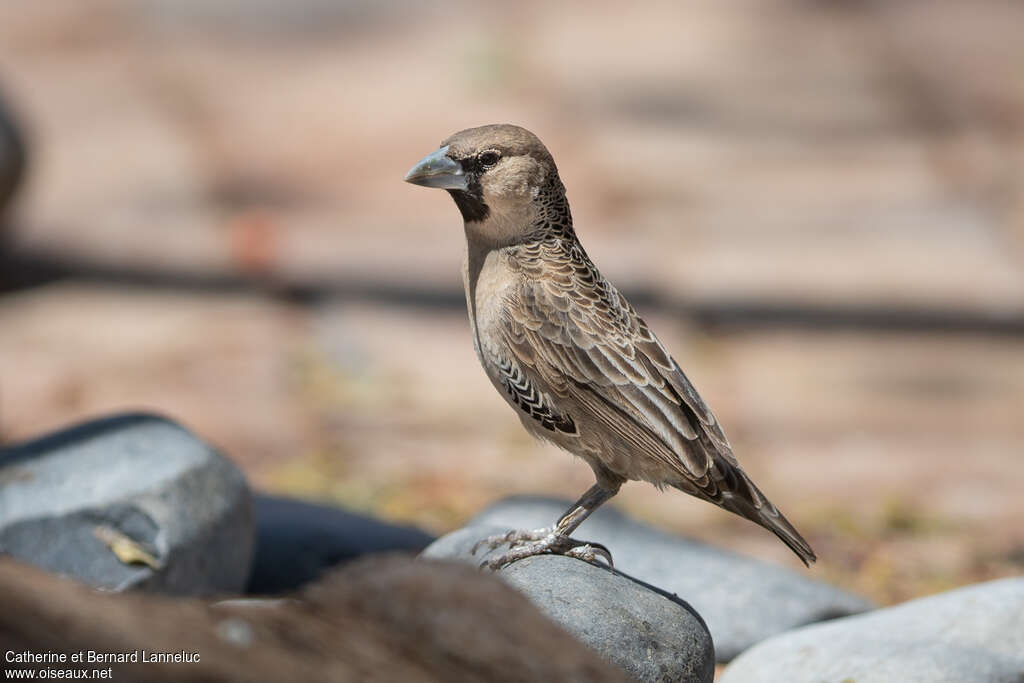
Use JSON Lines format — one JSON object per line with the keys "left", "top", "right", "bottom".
{"left": 565, "top": 542, "right": 614, "bottom": 569}
{"left": 471, "top": 527, "right": 549, "bottom": 556}
{"left": 473, "top": 529, "right": 614, "bottom": 571}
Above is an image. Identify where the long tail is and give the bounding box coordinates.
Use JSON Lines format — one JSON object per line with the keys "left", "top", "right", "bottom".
{"left": 675, "top": 469, "right": 817, "bottom": 566}
{"left": 745, "top": 490, "right": 817, "bottom": 567}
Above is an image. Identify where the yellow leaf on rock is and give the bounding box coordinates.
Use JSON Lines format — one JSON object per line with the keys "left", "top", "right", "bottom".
{"left": 93, "top": 525, "right": 162, "bottom": 570}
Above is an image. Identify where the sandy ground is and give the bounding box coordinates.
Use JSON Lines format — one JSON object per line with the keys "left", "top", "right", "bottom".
{"left": 1, "top": 0, "right": 1023, "bottom": 605}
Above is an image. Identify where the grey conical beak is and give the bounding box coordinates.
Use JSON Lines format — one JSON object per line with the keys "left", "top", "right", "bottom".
{"left": 404, "top": 146, "right": 468, "bottom": 190}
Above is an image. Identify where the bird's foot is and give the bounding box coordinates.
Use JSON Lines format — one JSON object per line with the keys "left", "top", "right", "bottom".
{"left": 471, "top": 527, "right": 550, "bottom": 554}
{"left": 471, "top": 528, "right": 613, "bottom": 571}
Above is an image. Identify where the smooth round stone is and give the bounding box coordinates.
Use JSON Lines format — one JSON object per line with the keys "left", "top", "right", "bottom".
{"left": 721, "top": 577, "right": 1024, "bottom": 683}
{"left": 466, "top": 496, "right": 873, "bottom": 661}
{"left": 424, "top": 525, "right": 715, "bottom": 683}
{"left": 0, "top": 413, "right": 254, "bottom": 595}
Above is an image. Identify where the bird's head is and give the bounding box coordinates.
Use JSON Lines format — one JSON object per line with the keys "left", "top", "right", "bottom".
{"left": 405, "top": 124, "right": 566, "bottom": 245}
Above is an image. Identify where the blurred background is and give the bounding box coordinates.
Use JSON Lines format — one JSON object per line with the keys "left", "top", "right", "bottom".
{"left": 0, "top": 0, "right": 1021, "bottom": 605}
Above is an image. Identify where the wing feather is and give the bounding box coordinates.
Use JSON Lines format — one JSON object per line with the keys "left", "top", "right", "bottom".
{"left": 505, "top": 241, "right": 731, "bottom": 481}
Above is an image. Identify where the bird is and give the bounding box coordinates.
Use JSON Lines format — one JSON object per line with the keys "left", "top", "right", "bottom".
{"left": 404, "top": 124, "right": 816, "bottom": 570}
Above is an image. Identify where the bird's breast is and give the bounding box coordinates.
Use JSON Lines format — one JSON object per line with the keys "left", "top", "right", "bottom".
{"left": 464, "top": 248, "right": 514, "bottom": 332}
{"left": 462, "top": 247, "right": 520, "bottom": 381}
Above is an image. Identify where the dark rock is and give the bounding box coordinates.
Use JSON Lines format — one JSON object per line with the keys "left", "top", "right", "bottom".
{"left": 0, "top": 555, "right": 629, "bottom": 682}
{"left": 720, "top": 577, "right": 1024, "bottom": 683}
{"left": 0, "top": 88, "right": 26, "bottom": 219}
{"left": 0, "top": 413, "right": 254, "bottom": 595}
{"left": 246, "top": 493, "right": 434, "bottom": 594}
{"left": 464, "top": 496, "right": 873, "bottom": 661}
{"left": 423, "top": 525, "right": 715, "bottom": 683}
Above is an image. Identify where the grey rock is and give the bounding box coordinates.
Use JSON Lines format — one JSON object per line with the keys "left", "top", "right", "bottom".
{"left": 0, "top": 413, "right": 254, "bottom": 595}
{"left": 462, "top": 496, "right": 873, "bottom": 661}
{"left": 720, "top": 577, "right": 1024, "bottom": 683}
{"left": 423, "top": 525, "right": 715, "bottom": 683}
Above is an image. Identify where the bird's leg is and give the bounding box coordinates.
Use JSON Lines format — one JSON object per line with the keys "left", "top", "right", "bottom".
{"left": 552, "top": 482, "right": 619, "bottom": 536}
{"left": 472, "top": 483, "right": 620, "bottom": 570}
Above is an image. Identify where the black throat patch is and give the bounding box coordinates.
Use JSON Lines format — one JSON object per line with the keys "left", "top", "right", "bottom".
{"left": 447, "top": 189, "right": 489, "bottom": 223}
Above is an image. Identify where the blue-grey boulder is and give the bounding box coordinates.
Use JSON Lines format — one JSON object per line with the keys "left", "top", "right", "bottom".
{"left": 463, "top": 496, "right": 873, "bottom": 661}
{"left": 0, "top": 413, "right": 254, "bottom": 595}
{"left": 246, "top": 493, "right": 434, "bottom": 594}
{"left": 720, "top": 577, "right": 1024, "bottom": 683}
{"left": 424, "top": 525, "right": 715, "bottom": 683}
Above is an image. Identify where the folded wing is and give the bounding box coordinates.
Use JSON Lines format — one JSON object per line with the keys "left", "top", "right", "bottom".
{"left": 503, "top": 239, "right": 816, "bottom": 565}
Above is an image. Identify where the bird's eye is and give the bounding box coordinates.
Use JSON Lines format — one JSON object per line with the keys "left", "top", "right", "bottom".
{"left": 478, "top": 150, "right": 501, "bottom": 168}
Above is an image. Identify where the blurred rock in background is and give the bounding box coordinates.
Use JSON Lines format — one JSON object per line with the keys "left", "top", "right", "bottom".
{"left": 0, "top": 413, "right": 254, "bottom": 595}
{"left": 0, "top": 86, "right": 27, "bottom": 228}
{"left": 247, "top": 492, "right": 434, "bottom": 594}
{"left": 720, "top": 577, "right": 1024, "bottom": 683}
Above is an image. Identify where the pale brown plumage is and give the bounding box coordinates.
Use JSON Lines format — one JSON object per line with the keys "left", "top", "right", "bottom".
{"left": 405, "top": 124, "right": 816, "bottom": 568}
